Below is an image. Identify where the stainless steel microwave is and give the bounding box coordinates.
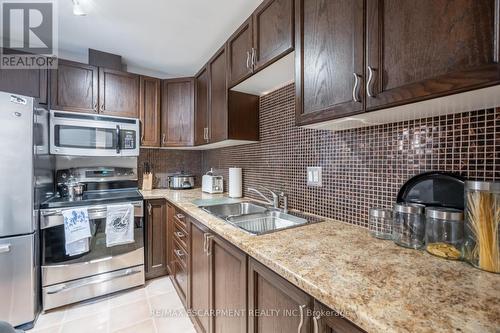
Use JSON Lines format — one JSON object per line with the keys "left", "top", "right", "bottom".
{"left": 50, "top": 110, "right": 140, "bottom": 157}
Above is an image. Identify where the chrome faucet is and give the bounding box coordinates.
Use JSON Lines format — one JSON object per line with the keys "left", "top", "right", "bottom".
{"left": 247, "top": 186, "right": 280, "bottom": 209}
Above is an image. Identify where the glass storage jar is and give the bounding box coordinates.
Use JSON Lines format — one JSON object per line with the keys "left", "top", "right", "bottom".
{"left": 425, "top": 207, "right": 464, "bottom": 260}
{"left": 393, "top": 203, "right": 426, "bottom": 249}
{"left": 463, "top": 181, "right": 500, "bottom": 273}
{"left": 369, "top": 208, "right": 393, "bottom": 240}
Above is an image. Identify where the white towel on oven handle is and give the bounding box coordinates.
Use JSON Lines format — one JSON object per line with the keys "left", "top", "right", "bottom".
{"left": 63, "top": 208, "right": 91, "bottom": 256}
{"left": 105, "top": 204, "right": 135, "bottom": 247}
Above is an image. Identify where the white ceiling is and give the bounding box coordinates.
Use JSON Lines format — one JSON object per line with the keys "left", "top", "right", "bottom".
{"left": 56, "top": 0, "right": 263, "bottom": 78}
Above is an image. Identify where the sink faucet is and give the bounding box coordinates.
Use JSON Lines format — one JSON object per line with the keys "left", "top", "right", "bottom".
{"left": 247, "top": 186, "right": 280, "bottom": 209}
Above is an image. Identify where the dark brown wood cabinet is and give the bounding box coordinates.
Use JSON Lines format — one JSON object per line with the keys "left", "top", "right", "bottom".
{"left": 253, "top": 0, "right": 294, "bottom": 71}
{"left": 189, "top": 218, "right": 211, "bottom": 333}
{"left": 313, "top": 301, "right": 366, "bottom": 333}
{"left": 248, "top": 258, "right": 313, "bottom": 333}
{"left": 50, "top": 60, "right": 98, "bottom": 113}
{"left": 194, "top": 66, "right": 209, "bottom": 146}
{"left": 0, "top": 67, "right": 48, "bottom": 104}
{"left": 208, "top": 47, "right": 229, "bottom": 143}
{"left": 99, "top": 67, "right": 140, "bottom": 118}
{"left": 227, "top": 18, "right": 254, "bottom": 88}
{"left": 145, "top": 199, "right": 168, "bottom": 280}
{"left": 170, "top": 207, "right": 190, "bottom": 306}
{"left": 161, "top": 78, "right": 195, "bottom": 147}
{"left": 139, "top": 76, "right": 161, "bottom": 147}
{"left": 295, "top": 0, "right": 365, "bottom": 126}
{"left": 209, "top": 235, "right": 247, "bottom": 333}
{"left": 166, "top": 202, "right": 175, "bottom": 275}
{"left": 365, "top": 0, "right": 500, "bottom": 111}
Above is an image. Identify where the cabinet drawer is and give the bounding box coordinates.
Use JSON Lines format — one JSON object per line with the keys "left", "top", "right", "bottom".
{"left": 172, "top": 259, "right": 188, "bottom": 303}
{"left": 173, "top": 238, "right": 188, "bottom": 268}
{"left": 173, "top": 209, "right": 187, "bottom": 230}
{"left": 173, "top": 219, "right": 188, "bottom": 250}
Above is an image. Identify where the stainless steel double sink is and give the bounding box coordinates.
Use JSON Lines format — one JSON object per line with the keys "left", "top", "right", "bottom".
{"left": 200, "top": 202, "right": 321, "bottom": 235}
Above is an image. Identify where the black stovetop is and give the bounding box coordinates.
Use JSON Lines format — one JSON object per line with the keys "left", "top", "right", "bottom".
{"left": 40, "top": 189, "right": 143, "bottom": 209}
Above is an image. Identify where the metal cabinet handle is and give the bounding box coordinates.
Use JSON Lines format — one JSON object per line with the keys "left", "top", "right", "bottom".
{"left": 140, "top": 121, "right": 144, "bottom": 143}
{"left": 203, "top": 233, "right": 208, "bottom": 253}
{"left": 100, "top": 104, "right": 104, "bottom": 111}
{"left": 176, "top": 213, "right": 185, "bottom": 220}
{"left": 206, "top": 235, "right": 214, "bottom": 256}
{"left": 352, "top": 73, "right": 362, "bottom": 103}
{"left": 367, "top": 66, "right": 376, "bottom": 97}
{"left": 175, "top": 231, "right": 185, "bottom": 238}
{"left": 0, "top": 244, "right": 11, "bottom": 254}
{"left": 251, "top": 48, "right": 256, "bottom": 69}
{"left": 162, "top": 133, "right": 166, "bottom": 144}
{"left": 246, "top": 51, "right": 251, "bottom": 70}
{"left": 297, "top": 305, "right": 306, "bottom": 333}
{"left": 174, "top": 249, "right": 185, "bottom": 257}
{"left": 313, "top": 315, "right": 321, "bottom": 333}
{"left": 93, "top": 102, "right": 98, "bottom": 112}
{"left": 147, "top": 203, "right": 152, "bottom": 216}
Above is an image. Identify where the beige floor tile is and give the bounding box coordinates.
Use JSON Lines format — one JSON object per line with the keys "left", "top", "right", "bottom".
{"left": 154, "top": 315, "right": 195, "bottom": 333}
{"left": 34, "top": 309, "right": 65, "bottom": 329}
{"left": 31, "top": 324, "right": 61, "bottom": 333}
{"left": 111, "top": 319, "right": 156, "bottom": 333}
{"left": 145, "top": 277, "right": 175, "bottom": 297}
{"left": 148, "top": 291, "right": 184, "bottom": 313}
{"left": 60, "top": 313, "right": 109, "bottom": 333}
{"left": 109, "top": 299, "right": 151, "bottom": 331}
{"left": 109, "top": 287, "right": 147, "bottom": 309}
{"left": 63, "top": 297, "right": 110, "bottom": 322}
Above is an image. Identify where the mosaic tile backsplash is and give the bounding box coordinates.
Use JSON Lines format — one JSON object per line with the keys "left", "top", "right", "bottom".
{"left": 201, "top": 84, "right": 500, "bottom": 228}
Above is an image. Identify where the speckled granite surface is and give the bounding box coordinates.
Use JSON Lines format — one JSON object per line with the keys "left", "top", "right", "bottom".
{"left": 141, "top": 189, "right": 500, "bottom": 333}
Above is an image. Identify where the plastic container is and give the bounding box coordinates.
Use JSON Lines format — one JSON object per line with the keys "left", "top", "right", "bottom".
{"left": 393, "top": 203, "right": 426, "bottom": 249}
{"left": 369, "top": 208, "right": 393, "bottom": 240}
{"left": 425, "top": 207, "right": 464, "bottom": 260}
{"left": 463, "top": 181, "right": 500, "bottom": 273}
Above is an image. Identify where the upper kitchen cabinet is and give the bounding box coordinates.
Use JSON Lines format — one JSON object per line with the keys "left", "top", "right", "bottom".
{"left": 365, "top": 0, "right": 500, "bottom": 111}
{"left": 252, "top": 0, "right": 294, "bottom": 71}
{"left": 194, "top": 66, "right": 209, "bottom": 146}
{"left": 161, "top": 78, "right": 195, "bottom": 147}
{"left": 139, "top": 76, "right": 161, "bottom": 147}
{"left": 295, "top": 0, "right": 365, "bottom": 126}
{"left": 227, "top": 18, "right": 254, "bottom": 87}
{"left": 99, "top": 67, "right": 140, "bottom": 118}
{"left": 208, "top": 46, "right": 229, "bottom": 143}
{"left": 50, "top": 59, "right": 98, "bottom": 113}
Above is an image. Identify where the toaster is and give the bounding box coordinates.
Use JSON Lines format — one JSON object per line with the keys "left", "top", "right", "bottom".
{"left": 202, "top": 169, "right": 223, "bottom": 194}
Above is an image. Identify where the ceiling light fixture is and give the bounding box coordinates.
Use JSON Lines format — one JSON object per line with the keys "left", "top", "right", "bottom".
{"left": 72, "top": 0, "right": 87, "bottom": 16}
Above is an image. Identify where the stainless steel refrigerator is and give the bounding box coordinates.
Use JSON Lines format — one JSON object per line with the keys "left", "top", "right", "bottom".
{"left": 0, "top": 91, "right": 53, "bottom": 328}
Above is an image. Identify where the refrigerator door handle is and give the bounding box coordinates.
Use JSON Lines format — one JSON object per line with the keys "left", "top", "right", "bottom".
{"left": 0, "top": 244, "right": 11, "bottom": 253}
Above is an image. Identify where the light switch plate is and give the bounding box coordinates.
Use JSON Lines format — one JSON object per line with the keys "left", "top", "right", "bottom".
{"left": 307, "top": 167, "right": 322, "bottom": 187}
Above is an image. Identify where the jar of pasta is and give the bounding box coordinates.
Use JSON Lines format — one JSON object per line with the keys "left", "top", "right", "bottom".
{"left": 463, "top": 181, "right": 500, "bottom": 273}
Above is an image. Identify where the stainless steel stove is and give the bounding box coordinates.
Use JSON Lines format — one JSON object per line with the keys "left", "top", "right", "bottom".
{"left": 40, "top": 166, "right": 144, "bottom": 311}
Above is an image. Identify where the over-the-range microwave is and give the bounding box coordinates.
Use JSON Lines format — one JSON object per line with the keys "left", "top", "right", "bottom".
{"left": 49, "top": 110, "right": 140, "bottom": 157}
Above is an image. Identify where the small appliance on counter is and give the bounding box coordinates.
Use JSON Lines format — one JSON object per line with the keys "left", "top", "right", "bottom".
{"left": 168, "top": 172, "right": 195, "bottom": 190}
{"left": 202, "top": 168, "right": 224, "bottom": 194}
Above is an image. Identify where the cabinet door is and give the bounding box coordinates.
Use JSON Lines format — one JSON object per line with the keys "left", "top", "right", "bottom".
{"left": 145, "top": 199, "right": 168, "bottom": 280}
{"left": 139, "top": 76, "right": 161, "bottom": 147}
{"left": 189, "top": 219, "right": 210, "bottom": 333}
{"left": 166, "top": 202, "right": 175, "bottom": 275}
{"left": 99, "top": 68, "right": 140, "bottom": 118}
{"left": 0, "top": 67, "right": 47, "bottom": 104}
{"left": 295, "top": 0, "right": 365, "bottom": 126}
{"left": 194, "top": 67, "right": 209, "bottom": 146}
{"left": 209, "top": 235, "right": 247, "bottom": 333}
{"left": 50, "top": 60, "right": 98, "bottom": 113}
{"left": 253, "top": 0, "right": 294, "bottom": 71}
{"left": 248, "top": 258, "right": 313, "bottom": 333}
{"left": 208, "top": 47, "right": 228, "bottom": 143}
{"left": 161, "top": 78, "right": 195, "bottom": 147}
{"left": 227, "top": 18, "right": 254, "bottom": 87}
{"left": 365, "top": 0, "right": 500, "bottom": 111}
{"left": 314, "top": 301, "right": 366, "bottom": 333}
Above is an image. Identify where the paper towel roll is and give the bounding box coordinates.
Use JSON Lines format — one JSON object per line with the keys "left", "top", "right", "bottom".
{"left": 228, "top": 168, "right": 242, "bottom": 198}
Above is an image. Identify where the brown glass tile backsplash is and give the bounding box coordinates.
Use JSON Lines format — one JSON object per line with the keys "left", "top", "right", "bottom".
{"left": 202, "top": 84, "right": 500, "bottom": 228}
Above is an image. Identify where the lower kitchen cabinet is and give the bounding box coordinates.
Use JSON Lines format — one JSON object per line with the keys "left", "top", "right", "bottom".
{"left": 145, "top": 199, "right": 168, "bottom": 279}
{"left": 171, "top": 207, "right": 190, "bottom": 306}
{"left": 313, "top": 301, "right": 366, "bottom": 333}
{"left": 248, "top": 258, "right": 313, "bottom": 333}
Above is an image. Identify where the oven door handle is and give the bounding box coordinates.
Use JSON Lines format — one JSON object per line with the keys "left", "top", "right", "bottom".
{"left": 116, "top": 125, "right": 121, "bottom": 155}
{"left": 45, "top": 267, "right": 142, "bottom": 294}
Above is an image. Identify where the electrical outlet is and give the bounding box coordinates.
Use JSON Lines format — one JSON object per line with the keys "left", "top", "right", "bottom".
{"left": 307, "top": 167, "right": 322, "bottom": 187}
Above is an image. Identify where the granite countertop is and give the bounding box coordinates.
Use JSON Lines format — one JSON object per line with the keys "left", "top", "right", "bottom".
{"left": 141, "top": 188, "right": 500, "bottom": 333}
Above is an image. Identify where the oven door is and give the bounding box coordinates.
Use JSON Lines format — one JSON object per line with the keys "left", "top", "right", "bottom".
{"left": 40, "top": 201, "right": 144, "bottom": 286}
{"left": 50, "top": 110, "right": 139, "bottom": 157}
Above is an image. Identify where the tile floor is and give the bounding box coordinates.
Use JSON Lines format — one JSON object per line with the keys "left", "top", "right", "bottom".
{"left": 30, "top": 277, "right": 196, "bottom": 333}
